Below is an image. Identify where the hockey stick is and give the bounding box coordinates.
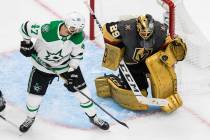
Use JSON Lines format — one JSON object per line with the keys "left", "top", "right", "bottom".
{"left": 74, "top": 87, "right": 129, "bottom": 128}
{"left": 0, "top": 115, "right": 19, "bottom": 129}
{"left": 31, "top": 53, "right": 129, "bottom": 128}
{"left": 84, "top": 1, "right": 168, "bottom": 106}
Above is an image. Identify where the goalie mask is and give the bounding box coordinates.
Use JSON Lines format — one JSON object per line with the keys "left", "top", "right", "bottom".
{"left": 64, "top": 11, "right": 85, "bottom": 34}
{"left": 136, "top": 14, "right": 154, "bottom": 40}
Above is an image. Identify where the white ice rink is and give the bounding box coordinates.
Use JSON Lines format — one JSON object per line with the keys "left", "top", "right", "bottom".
{"left": 0, "top": 0, "right": 210, "bottom": 140}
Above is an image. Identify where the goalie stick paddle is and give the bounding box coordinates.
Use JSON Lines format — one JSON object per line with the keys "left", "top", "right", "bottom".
{"left": 31, "top": 53, "right": 129, "bottom": 129}
{"left": 84, "top": 1, "right": 168, "bottom": 106}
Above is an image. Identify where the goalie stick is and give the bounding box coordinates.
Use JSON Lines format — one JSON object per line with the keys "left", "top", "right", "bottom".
{"left": 31, "top": 53, "right": 129, "bottom": 128}
{"left": 84, "top": 0, "right": 169, "bottom": 106}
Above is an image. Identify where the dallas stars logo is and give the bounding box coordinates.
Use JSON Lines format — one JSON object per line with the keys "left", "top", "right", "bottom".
{"left": 33, "top": 83, "right": 42, "bottom": 93}
{"left": 45, "top": 50, "right": 64, "bottom": 62}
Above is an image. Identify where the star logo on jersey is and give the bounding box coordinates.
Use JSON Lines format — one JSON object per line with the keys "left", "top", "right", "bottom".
{"left": 125, "top": 24, "right": 131, "bottom": 31}
{"left": 45, "top": 50, "right": 64, "bottom": 62}
{"left": 33, "top": 83, "right": 42, "bottom": 93}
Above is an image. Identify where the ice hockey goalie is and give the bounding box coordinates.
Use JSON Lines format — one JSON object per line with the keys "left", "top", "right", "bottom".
{"left": 95, "top": 14, "right": 187, "bottom": 113}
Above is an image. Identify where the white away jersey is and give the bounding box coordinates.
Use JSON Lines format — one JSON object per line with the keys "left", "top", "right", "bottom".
{"left": 20, "top": 20, "right": 85, "bottom": 74}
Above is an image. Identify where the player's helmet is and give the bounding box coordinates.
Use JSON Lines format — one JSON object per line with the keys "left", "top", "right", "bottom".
{"left": 64, "top": 11, "right": 85, "bottom": 33}
{"left": 136, "top": 14, "right": 154, "bottom": 40}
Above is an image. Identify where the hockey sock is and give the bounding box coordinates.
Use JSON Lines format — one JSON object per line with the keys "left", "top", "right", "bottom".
{"left": 26, "top": 94, "right": 43, "bottom": 118}
{"left": 73, "top": 87, "right": 96, "bottom": 117}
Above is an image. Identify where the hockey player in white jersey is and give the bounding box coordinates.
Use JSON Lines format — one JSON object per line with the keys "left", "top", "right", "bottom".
{"left": 19, "top": 11, "right": 109, "bottom": 132}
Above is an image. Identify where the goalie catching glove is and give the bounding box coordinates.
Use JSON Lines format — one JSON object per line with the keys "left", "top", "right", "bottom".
{"left": 170, "top": 36, "right": 187, "bottom": 61}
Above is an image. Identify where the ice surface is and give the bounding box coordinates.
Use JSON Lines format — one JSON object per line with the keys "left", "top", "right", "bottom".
{"left": 0, "top": 0, "right": 210, "bottom": 140}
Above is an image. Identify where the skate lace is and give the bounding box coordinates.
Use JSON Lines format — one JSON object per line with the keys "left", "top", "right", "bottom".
{"left": 23, "top": 117, "right": 34, "bottom": 127}
{"left": 93, "top": 117, "right": 105, "bottom": 126}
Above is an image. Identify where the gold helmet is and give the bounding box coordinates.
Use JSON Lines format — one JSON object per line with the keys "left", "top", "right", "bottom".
{"left": 136, "top": 14, "right": 154, "bottom": 40}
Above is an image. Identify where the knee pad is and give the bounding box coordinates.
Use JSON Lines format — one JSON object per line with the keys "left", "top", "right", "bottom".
{"left": 146, "top": 47, "right": 183, "bottom": 112}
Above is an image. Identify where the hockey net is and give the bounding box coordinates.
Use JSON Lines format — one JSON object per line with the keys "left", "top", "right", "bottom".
{"left": 88, "top": 0, "right": 210, "bottom": 69}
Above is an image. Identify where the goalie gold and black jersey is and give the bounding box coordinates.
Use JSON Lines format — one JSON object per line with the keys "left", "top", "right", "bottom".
{"left": 103, "top": 19, "right": 168, "bottom": 64}
{"left": 20, "top": 20, "right": 85, "bottom": 74}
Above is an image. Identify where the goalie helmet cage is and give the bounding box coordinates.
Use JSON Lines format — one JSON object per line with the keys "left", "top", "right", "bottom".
{"left": 88, "top": 0, "right": 210, "bottom": 69}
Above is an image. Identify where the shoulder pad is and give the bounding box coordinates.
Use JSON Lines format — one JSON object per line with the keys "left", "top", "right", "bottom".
{"left": 102, "top": 22, "right": 122, "bottom": 45}
{"left": 69, "top": 31, "right": 84, "bottom": 45}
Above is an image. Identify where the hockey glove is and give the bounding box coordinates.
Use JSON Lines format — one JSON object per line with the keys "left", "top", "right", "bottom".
{"left": 68, "top": 59, "right": 80, "bottom": 72}
{"left": 171, "top": 36, "right": 187, "bottom": 61}
{"left": 20, "top": 40, "right": 35, "bottom": 57}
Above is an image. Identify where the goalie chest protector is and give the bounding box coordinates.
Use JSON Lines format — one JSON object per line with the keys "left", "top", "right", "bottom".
{"left": 117, "top": 19, "right": 167, "bottom": 64}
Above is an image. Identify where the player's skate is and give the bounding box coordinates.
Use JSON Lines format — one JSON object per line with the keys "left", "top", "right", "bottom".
{"left": 0, "top": 90, "right": 6, "bottom": 112}
{"left": 88, "top": 114, "right": 109, "bottom": 130}
{"left": 19, "top": 116, "right": 35, "bottom": 133}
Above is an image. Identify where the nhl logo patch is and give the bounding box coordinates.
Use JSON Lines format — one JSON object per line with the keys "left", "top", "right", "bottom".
{"left": 41, "top": 24, "right": 50, "bottom": 32}
{"left": 161, "top": 25, "right": 166, "bottom": 31}
{"left": 125, "top": 24, "right": 131, "bottom": 31}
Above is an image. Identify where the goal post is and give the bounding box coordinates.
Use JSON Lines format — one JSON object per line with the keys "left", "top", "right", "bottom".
{"left": 88, "top": 0, "right": 210, "bottom": 69}
{"left": 89, "top": 0, "right": 175, "bottom": 39}
{"left": 89, "top": 0, "right": 95, "bottom": 40}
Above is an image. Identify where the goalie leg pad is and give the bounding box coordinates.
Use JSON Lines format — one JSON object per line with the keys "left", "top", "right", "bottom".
{"left": 95, "top": 75, "right": 148, "bottom": 110}
{"left": 161, "top": 93, "right": 183, "bottom": 113}
{"left": 146, "top": 49, "right": 177, "bottom": 98}
{"left": 95, "top": 76, "right": 112, "bottom": 97}
{"left": 146, "top": 48, "right": 183, "bottom": 112}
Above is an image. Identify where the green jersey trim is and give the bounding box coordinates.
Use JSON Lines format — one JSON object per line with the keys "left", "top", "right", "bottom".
{"left": 26, "top": 105, "right": 39, "bottom": 112}
{"left": 80, "top": 101, "right": 93, "bottom": 108}
{"left": 41, "top": 21, "right": 63, "bottom": 42}
{"left": 69, "top": 32, "right": 84, "bottom": 45}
